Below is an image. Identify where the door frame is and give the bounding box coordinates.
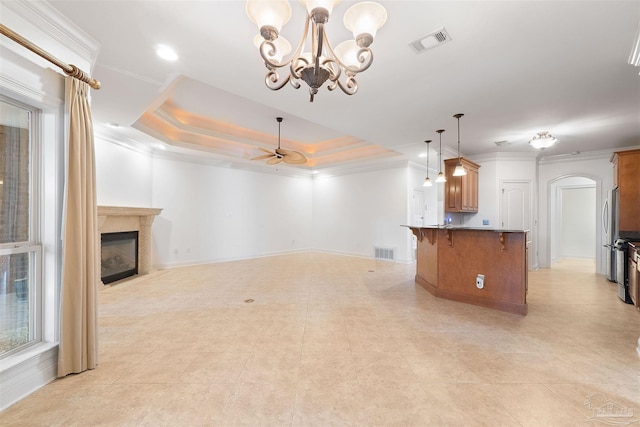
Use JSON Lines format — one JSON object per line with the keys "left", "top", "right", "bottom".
{"left": 499, "top": 179, "right": 533, "bottom": 268}
{"left": 545, "top": 173, "right": 603, "bottom": 272}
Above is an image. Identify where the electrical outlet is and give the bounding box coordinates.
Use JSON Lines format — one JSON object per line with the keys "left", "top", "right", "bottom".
{"left": 476, "top": 274, "right": 485, "bottom": 289}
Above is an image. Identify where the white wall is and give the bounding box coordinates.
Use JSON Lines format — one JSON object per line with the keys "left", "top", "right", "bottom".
{"left": 151, "top": 157, "right": 313, "bottom": 268}
{"left": 94, "top": 151, "right": 417, "bottom": 266}
{"left": 312, "top": 166, "right": 412, "bottom": 263}
{"left": 446, "top": 154, "right": 537, "bottom": 229}
{"left": 95, "top": 139, "right": 153, "bottom": 207}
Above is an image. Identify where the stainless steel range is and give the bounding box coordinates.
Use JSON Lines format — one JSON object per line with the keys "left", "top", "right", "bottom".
{"left": 614, "top": 238, "right": 632, "bottom": 303}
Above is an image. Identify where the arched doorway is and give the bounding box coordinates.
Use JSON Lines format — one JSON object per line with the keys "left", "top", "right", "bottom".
{"left": 549, "top": 176, "right": 598, "bottom": 271}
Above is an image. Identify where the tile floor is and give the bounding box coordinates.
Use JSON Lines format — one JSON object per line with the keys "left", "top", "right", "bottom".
{"left": 1, "top": 252, "right": 639, "bottom": 426}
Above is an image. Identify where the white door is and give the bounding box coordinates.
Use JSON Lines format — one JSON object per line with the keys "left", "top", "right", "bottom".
{"left": 500, "top": 181, "right": 532, "bottom": 268}
{"left": 500, "top": 181, "right": 531, "bottom": 230}
{"left": 412, "top": 189, "right": 425, "bottom": 226}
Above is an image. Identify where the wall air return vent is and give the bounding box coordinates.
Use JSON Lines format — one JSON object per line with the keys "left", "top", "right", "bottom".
{"left": 374, "top": 246, "right": 395, "bottom": 261}
{"left": 409, "top": 28, "right": 452, "bottom": 53}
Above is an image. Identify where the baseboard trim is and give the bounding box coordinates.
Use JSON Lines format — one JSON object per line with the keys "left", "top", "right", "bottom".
{"left": 0, "top": 344, "right": 58, "bottom": 411}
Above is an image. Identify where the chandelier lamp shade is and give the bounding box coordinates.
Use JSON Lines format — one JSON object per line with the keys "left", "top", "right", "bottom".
{"left": 452, "top": 113, "right": 467, "bottom": 177}
{"left": 423, "top": 140, "right": 433, "bottom": 187}
{"left": 435, "top": 129, "right": 446, "bottom": 183}
{"left": 529, "top": 131, "right": 558, "bottom": 149}
{"left": 246, "top": 0, "right": 387, "bottom": 102}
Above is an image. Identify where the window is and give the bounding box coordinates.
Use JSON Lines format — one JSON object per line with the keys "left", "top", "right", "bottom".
{"left": 0, "top": 98, "right": 41, "bottom": 357}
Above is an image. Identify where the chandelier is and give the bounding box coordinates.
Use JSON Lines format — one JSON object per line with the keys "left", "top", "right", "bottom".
{"left": 246, "top": 0, "right": 387, "bottom": 102}
{"left": 529, "top": 131, "right": 557, "bottom": 149}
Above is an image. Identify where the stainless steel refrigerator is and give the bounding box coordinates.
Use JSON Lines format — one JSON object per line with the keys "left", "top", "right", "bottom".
{"left": 603, "top": 188, "right": 618, "bottom": 282}
{"left": 605, "top": 188, "right": 633, "bottom": 302}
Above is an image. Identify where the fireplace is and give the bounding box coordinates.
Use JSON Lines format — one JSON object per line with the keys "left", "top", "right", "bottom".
{"left": 97, "top": 206, "right": 162, "bottom": 287}
{"left": 101, "top": 231, "right": 139, "bottom": 284}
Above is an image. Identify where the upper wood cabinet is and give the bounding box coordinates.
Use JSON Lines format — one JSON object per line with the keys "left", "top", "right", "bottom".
{"left": 444, "top": 157, "right": 480, "bottom": 213}
{"left": 612, "top": 149, "right": 640, "bottom": 233}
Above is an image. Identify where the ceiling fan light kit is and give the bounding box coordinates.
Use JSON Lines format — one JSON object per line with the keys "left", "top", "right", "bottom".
{"left": 529, "top": 131, "right": 558, "bottom": 149}
{"left": 246, "top": 0, "right": 387, "bottom": 102}
{"left": 251, "top": 117, "right": 308, "bottom": 165}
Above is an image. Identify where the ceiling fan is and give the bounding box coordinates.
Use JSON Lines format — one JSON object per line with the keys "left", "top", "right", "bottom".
{"left": 252, "top": 117, "right": 307, "bottom": 165}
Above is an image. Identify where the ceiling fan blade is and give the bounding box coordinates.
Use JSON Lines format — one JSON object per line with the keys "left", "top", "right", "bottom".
{"left": 267, "top": 156, "right": 283, "bottom": 165}
{"left": 259, "top": 147, "right": 274, "bottom": 154}
{"left": 281, "top": 149, "right": 307, "bottom": 164}
{"left": 251, "top": 154, "right": 274, "bottom": 161}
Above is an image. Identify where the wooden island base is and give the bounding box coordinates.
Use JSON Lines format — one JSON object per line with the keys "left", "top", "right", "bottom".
{"left": 407, "top": 226, "right": 528, "bottom": 315}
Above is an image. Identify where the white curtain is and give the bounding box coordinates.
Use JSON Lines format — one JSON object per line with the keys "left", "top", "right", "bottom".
{"left": 57, "top": 77, "right": 98, "bottom": 377}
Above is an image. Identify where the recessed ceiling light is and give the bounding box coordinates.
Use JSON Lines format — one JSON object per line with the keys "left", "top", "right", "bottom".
{"left": 156, "top": 45, "right": 178, "bottom": 61}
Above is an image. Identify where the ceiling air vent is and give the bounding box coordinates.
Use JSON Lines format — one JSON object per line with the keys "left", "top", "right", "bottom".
{"left": 494, "top": 140, "right": 511, "bottom": 147}
{"left": 409, "top": 28, "right": 452, "bottom": 53}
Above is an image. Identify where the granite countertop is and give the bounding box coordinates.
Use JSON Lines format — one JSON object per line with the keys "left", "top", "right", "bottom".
{"left": 403, "top": 225, "right": 529, "bottom": 233}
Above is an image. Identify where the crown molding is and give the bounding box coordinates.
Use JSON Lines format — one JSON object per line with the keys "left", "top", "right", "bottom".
{"left": 537, "top": 145, "right": 640, "bottom": 164}
{"left": 1, "top": 0, "right": 100, "bottom": 70}
{"left": 151, "top": 147, "right": 316, "bottom": 179}
{"left": 94, "top": 129, "right": 156, "bottom": 156}
{"left": 469, "top": 151, "right": 538, "bottom": 163}
{"left": 311, "top": 157, "right": 410, "bottom": 179}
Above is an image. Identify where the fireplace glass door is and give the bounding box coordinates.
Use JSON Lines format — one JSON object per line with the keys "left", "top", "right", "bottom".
{"left": 101, "top": 231, "right": 138, "bottom": 284}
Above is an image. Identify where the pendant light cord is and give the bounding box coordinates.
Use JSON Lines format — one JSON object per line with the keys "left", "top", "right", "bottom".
{"left": 425, "top": 140, "right": 430, "bottom": 178}
{"left": 457, "top": 118, "right": 461, "bottom": 160}
{"left": 454, "top": 113, "right": 464, "bottom": 162}
{"left": 437, "top": 130, "right": 444, "bottom": 174}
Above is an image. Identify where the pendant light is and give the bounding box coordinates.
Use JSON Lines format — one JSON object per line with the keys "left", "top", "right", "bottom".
{"left": 423, "top": 140, "right": 433, "bottom": 187}
{"left": 452, "top": 113, "right": 467, "bottom": 176}
{"left": 435, "top": 129, "right": 446, "bottom": 183}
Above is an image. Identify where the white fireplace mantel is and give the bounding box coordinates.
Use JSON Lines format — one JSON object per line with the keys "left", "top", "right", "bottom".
{"left": 97, "top": 206, "right": 162, "bottom": 283}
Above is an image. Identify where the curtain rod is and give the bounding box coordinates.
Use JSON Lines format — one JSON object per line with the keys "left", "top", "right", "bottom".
{"left": 0, "top": 23, "right": 101, "bottom": 90}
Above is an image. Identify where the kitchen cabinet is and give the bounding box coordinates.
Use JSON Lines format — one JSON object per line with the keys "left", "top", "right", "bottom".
{"left": 444, "top": 157, "right": 480, "bottom": 212}
{"left": 612, "top": 149, "right": 640, "bottom": 233}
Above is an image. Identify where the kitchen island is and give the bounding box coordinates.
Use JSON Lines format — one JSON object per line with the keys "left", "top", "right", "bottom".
{"left": 406, "top": 226, "right": 529, "bottom": 315}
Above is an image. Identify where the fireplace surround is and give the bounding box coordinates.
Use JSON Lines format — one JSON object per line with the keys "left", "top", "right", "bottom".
{"left": 97, "top": 206, "right": 162, "bottom": 286}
